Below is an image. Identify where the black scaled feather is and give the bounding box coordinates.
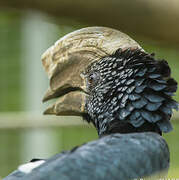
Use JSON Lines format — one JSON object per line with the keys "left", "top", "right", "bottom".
{"left": 85, "top": 49, "right": 178, "bottom": 136}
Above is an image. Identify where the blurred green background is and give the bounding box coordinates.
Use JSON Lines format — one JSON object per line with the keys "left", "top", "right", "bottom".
{"left": 0, "top": 6, "right": 179, "bottom": 179}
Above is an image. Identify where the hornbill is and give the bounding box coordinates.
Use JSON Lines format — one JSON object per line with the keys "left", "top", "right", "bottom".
{"left": 4, "top": 27, "right": 178, "bottom": 180}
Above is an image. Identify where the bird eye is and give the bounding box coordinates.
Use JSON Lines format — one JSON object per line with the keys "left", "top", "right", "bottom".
{"left": 88, "top": 74, "right": 95, "bottom": 84}
{"left": 88, "top": 72, "right": 99, "bottom": 85}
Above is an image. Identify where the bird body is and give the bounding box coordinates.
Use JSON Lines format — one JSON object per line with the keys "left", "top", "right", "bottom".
{"left": 4, "top": 27, "right": 178, "bottom": 180}
{"left": 5, "top": 133, "right": 169, "bottom": 180}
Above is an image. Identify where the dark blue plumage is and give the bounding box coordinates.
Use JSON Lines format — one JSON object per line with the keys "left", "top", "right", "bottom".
{"left": 5, "top": 133, "right": 169, "bottom": 180}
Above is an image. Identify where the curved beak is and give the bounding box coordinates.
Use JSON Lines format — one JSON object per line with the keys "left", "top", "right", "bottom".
{"left": 41, "top": 27, "right": 143, "bottom": 116}
{"left": 42, "top": 51, "right": 89, "bottom": 116}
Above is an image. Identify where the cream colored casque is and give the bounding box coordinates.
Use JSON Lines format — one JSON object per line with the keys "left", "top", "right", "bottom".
{"left": 41, "top": 27, "right": 144, "bottom": 117}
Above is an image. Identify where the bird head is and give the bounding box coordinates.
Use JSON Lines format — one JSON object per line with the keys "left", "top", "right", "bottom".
{"left": 42, "top": 27, "right": 178, "bottom": 136}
